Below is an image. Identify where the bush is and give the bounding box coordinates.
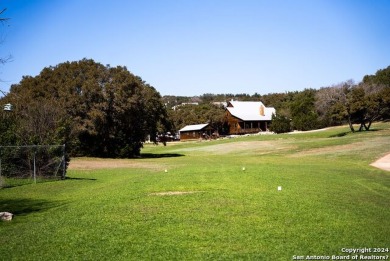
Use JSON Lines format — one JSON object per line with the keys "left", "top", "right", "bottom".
{"left": 270, "top": 114, "right": 291, "bottom": 133}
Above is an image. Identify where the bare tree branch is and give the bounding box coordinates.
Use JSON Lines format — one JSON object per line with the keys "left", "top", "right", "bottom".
{"left": 0, "top": 54, "right": 12, "bottom": 65}
{"left": 0, "top": 8, "right": 9, "bottom": 23}
{"left": 0, "top": 8, "right": 12, "bottom": 82}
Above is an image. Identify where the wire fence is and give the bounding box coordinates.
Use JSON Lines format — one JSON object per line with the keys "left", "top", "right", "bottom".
{"left": 0, "top": 144, "right": 66, "bottom": 188}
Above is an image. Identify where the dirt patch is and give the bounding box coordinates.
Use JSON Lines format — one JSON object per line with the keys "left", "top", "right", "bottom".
{"left": 149, "top": 191, "right": 205, "bottom": 196}
{"left": 290, "top": 142, "right": 364, "bottom": 157}
{"left": 68, "top": 158, "right": 165, "bottom": 171}
{"left": 287, "top": 127, "right": 331, "bottom": 134}
{"left": 371, "top": 153, "right": 390, "bottom": 171}
{"left": 291, "top": 137, "right": 389, "bottom": 159}
{"left": 176, "top": 140, "right": 294, "bottom": 155}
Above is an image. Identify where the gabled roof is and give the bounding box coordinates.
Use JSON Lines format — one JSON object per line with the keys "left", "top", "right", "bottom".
{"left": 226, "top": 101, "right": 275, "bottom": 121}
{"left": 179, "top": 123, "right": 209, "bottom": 132}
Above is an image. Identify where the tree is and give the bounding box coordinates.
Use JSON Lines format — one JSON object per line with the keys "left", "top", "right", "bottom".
{"left": 350, "top": 83, "right": 390, "bottom": 131}
{"left": 16, "top": 98, "right": 69, "bottom": 145}
{"left": 5, "top": 59, "right": 171, "bottom": 157}
{"left": 363, "top": 66, "right": 390, "bottom": 86}
{"left": 313, "top": 71, "right": 390, "bottom": 133}
{"left": 342, "top": 67, "right": 390, "bottom": 132}
{"left": 270, "top": 113, "right": 291, "bottom": 133}
{"left": 361, "top": 66, "right": 390, "bottom": 121}
{"left": 315, "top": 80, "right": 354, "bottom": 127}
{"left": 289, "top": 89, "right": 319, "bottom": 131}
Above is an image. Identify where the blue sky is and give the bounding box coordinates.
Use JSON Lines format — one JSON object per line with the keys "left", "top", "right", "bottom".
{"left": 1, "top": 0, "right": 389, "bottom": 96}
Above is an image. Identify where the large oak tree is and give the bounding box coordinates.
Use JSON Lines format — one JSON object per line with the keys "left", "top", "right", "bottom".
{"left": 4, "top": 59, "right": 170, "bottom": 157}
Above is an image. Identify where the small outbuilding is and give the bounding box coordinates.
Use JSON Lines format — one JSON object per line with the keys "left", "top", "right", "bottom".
{"left": 179, "top": 123, "right": 214, "bottom": 141}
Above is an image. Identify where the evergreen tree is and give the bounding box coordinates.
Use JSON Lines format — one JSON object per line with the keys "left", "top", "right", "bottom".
{"left": 289, "top": 89, "right": 319, "bottom": 131}
{"left": 4, "top": 59, "right": 170, "bottom": 157}
{"left": 270, "top": 113, "right": 291, "bottom": 133}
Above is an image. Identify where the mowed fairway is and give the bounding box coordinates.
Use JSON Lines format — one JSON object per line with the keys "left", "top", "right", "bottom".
{"left": 1, "top": 123, "right": 390, "bottom": 260}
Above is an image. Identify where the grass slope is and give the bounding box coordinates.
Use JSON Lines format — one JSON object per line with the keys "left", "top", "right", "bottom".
{"left": 1, "top": 123, "right": 390, "bottom": 260}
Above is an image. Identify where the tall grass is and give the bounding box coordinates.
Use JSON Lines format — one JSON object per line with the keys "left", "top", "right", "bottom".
{"left": 1, "top": 123, "right": 389, "bottom": 260}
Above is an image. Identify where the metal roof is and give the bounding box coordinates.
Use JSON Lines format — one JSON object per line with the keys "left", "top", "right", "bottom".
{"left": 227, "top": 101, "right": 275, "bottom": 121}
{"left": 179, "top": 123, "right": 209, "bottom": 132}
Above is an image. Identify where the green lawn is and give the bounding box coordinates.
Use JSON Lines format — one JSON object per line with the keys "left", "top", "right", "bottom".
{"left": 1, "top": 123, "right": 390, "bottom": 260}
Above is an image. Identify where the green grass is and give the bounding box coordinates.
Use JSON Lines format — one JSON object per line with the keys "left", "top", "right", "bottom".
{"left": 1, "top": 123, "right": 390, "bottom": 260}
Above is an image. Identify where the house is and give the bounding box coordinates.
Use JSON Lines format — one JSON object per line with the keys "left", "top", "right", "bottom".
{"left": 225, "top": 100, "right": 275, "bottom": 135}
{"left": 211, "top": 101, "right": 227, "bottom": 108}
{"left": 179, "top": 123, "right": 215, "bottom": 141}
{"left": 172, "top": 102, "right": 199, "bottom": 111}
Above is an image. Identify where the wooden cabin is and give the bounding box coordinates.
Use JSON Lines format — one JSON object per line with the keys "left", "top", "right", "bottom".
{"left": 225, "top": 100, "right": 275, "bottom": 135}
{"left": 179, "top": 123, "right": 214, "bottom": 141}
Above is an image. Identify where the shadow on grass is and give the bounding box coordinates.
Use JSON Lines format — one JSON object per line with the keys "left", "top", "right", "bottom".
{"left": 65, "top": 177, "right": 97, "bottom": 181}
{"left": 329, "top": 128, "right": 380, "bottom": 138}
{"left": 0, "top": 198, "right": 64, "bottom": 216}
{"left": 329, "top": 132, "right": 349, "bottom": 138}
{"left": 139, "top": 153, "right": 185, "bottom": 159}
{"left": 0, "top": 177, "right": 63, "bottom": 189}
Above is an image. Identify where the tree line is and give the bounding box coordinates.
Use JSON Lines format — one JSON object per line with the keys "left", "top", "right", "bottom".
{"left": 166, "top": 66, "right": 390, "bottom": 134}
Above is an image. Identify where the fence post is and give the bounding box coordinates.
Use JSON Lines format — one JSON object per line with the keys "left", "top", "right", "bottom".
{"left": 0, "top": 144, "right": 64, "bottom": 184}
{"left": 33, "top": 146, "right": 36, "bottom": 184}
{"left": 62, "top": 144, "right": 66, "bottom": 179}
{"left": 0, "top": 157, "right": 2, "bottom": 188}
{"left": 0, "top": 147, "right": 2, "bottom": 187}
